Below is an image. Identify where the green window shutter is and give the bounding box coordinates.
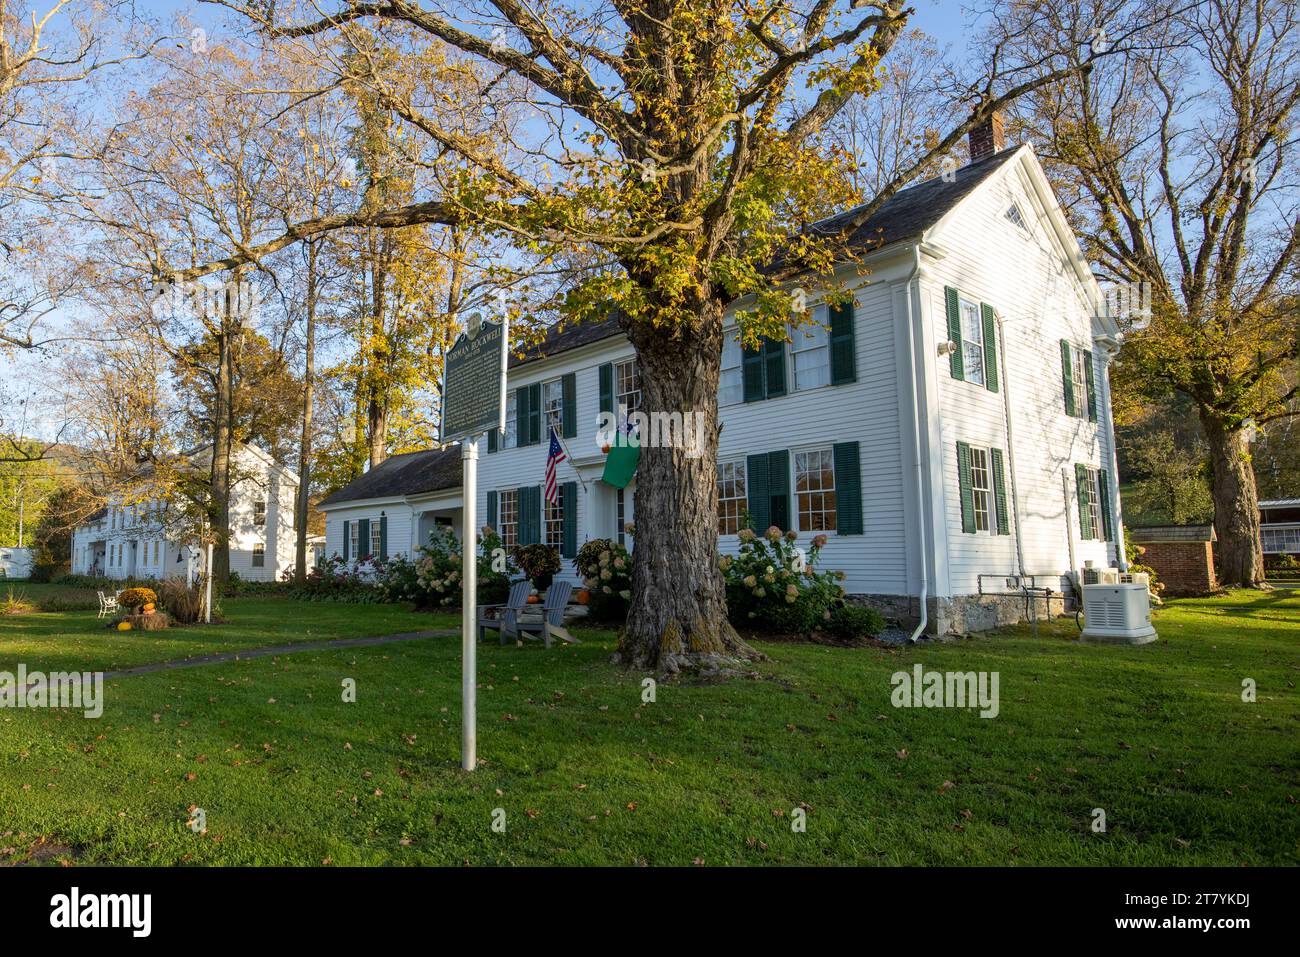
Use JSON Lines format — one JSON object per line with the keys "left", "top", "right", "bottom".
{"left": 832, "top": 441, "right": 863, "bottom": 535}
{"left": 1083, "top": 350, "right": 1097, "bottom": 422}
{"left": 767, "top": 449, "right": 790, "bottom": 531}
{"left": 598, "top": 363, "right": 614, "bottom": 414}
{"left": 745, "top": 453, "right": 771, "bottom": 530}
{"left": 342, "top": 520, "right": 349, "bottom": 562}
{"left": 561, "top": 482, "right": 577, "bottom": 558}
{"left": 515, "top": 386, "right": 529, "bottom": 446}
{"left": 530, "top": 487, "right": 542, "bottom": 545}
{"left": 487, "top": 428, "right": 498, "bottom": 453}
{"left": 742, "top": 344, "right": 765, "bottom": 402}
{"left": 1060, "top": 340, "right": 1076, "bottom": 416}
{"left": 379, "top": 513, "right": 388, "bottom": 560}
{"left": 528, "top": 383, "right": 541, "bottom": 446}
{"left": 562, "top": 372, "right": 577, "bottom": 439}
{"left": 358, "top": 518, "right": 371, "bottom": 558}
{"left": 1076, "top": 464, "right": 1094, "bottom": 539}
{"left": 957, "top": 442, "right": 976, "bottom": 534}
{"left": 1099, "top": 469, "right": 1114, "bottom": 542}
{"left": 763, "top": 338, "right": 787, "bottom": 398}
{"left": 981, "top": 303, "right": 998, "bottom": 393}
{"left": 486, "top": 490, "right": 498, "bottom": 531}
{"left": 945, "top": 287, "right": 964, "bottom": 380}
{"left": 518, "top": 487, "right": 537, "bottom": 545}
{"left": 990, "top": 448, "right": 1010, "bottom": 535}
{"left": 829, "top": 301, "right": 857, "bottom": 385}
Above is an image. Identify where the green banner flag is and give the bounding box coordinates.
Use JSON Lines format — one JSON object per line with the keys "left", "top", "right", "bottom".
{"left": 601, "top": 432, "right": 640, "bottom": 489}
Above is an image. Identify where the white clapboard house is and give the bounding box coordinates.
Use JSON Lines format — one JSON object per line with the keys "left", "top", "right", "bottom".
{"left": 317, "top": 122, "right": 1126, "bottom": 634}
{"left": 70, "top": 443, "right": 300, "bottom": 582}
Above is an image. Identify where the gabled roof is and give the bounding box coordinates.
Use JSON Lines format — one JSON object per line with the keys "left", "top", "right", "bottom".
{"left": 807, "top": 146, "right": 1023, "bottom": 254}
{"left": 317, "top": 446, "right": 462, "bottom": 508}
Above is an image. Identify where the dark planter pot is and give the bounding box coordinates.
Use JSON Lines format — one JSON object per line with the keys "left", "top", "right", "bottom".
{"left": 533, "top": 573, "right": 555, "bottom": 595}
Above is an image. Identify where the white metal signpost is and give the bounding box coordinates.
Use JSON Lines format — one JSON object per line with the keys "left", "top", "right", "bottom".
{"left": 440, "top": 312, "right": 508, "bottom": 771}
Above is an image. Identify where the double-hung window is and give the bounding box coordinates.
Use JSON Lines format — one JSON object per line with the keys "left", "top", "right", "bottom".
{"left": 790, "top": 317, "right": 830, "bottom": 391}
{"left": 544, "top": 494, "right": 564, "bottom": 548}
{"left": 498, "top": 489, "right": 519, "bottom": 547}
{"left": 542, "top": 378, "right": 565, "bottom": 435}
{"left": 349, "top": 522, "right": 359, "bottom": 559}
{"left": 717, "top": 461, "right": 748, "bottom": 535}
{"left": 252, "top": 543, "right": 265, "bottom": 568}
{"left": 615, "top": 359, "right": 641, "bottom": 417}
{"left": 370, "top": 520, "right": 382, "bottom": 557}
{"left": 794, "top": 449, "right": 837, "bottom": 532}
{"left": 959, "top": 297, "right": 985, "bottom": 387}
{"left": 1071, "top": 349, "right": 1091, "bottom": 420}
{"left": 719, "top": 335, "right": 743, "bottom": 406}
{"left": 502, "top": 391, "right": 518, "bottom": 449}
{"left": 968, "top": 447, "right": 993, "bottom": 533}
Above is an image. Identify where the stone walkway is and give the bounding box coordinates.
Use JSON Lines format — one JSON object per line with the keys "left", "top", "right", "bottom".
{"left": 100, "top": 628, "right": 458, "bottom": 680}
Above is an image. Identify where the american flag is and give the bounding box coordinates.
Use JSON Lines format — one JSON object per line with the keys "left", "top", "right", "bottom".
{"left": 544, "top": 425, "right": 567, "bottom": 504}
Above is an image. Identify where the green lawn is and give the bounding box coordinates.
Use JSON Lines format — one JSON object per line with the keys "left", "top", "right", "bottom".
{"left": 0, "top": 587, "right": 1296, "bottom": 866}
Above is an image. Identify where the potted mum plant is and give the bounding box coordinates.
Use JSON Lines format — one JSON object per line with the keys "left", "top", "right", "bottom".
{"left": 512, "top": 543, "right": 561, "bottom": 597}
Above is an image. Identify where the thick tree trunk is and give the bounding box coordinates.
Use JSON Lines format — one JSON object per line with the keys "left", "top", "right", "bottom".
{"left": 616, "top": 297, "right": 762, "bottom": 674}
{"left": 295, "top": 241, "right": 318, "bottom": 583}
{"left": 1202, "top": 416, "right": 1266, "bottom": 588}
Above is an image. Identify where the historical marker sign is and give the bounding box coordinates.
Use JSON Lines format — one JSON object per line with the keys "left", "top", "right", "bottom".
{"left": 441, "top": 315, "right": 507, "bottom": 443}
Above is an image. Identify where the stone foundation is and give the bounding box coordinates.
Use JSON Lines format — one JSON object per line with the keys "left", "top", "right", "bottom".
{"left": 849, "top": 591, "right": 1076, "bottom": 637}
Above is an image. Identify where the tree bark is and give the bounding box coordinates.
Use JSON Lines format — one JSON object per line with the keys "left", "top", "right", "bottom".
{"left": 294, "top": 240, "right": 318, "bottom": 583}
{"left": 616, "top": 296, "right": 762, "bottom": 674}
{"left": 1202, "top": 416, "right": 1266, "bottom": 588}
{"left": 209, "top": 316, "right": 235, "bottom": 584}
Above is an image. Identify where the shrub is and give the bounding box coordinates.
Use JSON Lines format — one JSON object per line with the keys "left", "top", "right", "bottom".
{"left": 722, "top": 526, "right": 845, "bottom": 634}
{"left": 1267, "top": 552, "right": 1300, "bottom": 572}
{"left": 1124, "top": 534, "right": 1165, "bottom": 598}
{"left": 287, "top": 555, "right": 380, "bottom": 603}
{"left": 158, "top": 577, "right": 204, "bottom": 624}
{"left": 821, "top": 602, "right": 884, "bottom": 640}
{"left": 513, "top": 543, "right": 561, "bottom": 592}
{"left": 574, "top": 538, "right": 632, "bottom": 623}
{"left": 1, "top": 587, "right": 34, "bottom": 616}
{"left": 36, "top": 589, "right": 101, "bottom": 612}
{"left": 117, "top": 587, "right": 158, "bottom": 609}
{"left": 374, "top": 553, "right": 423, "bottom": 604}
{"left": 414, "top": 527, "right": 464, "bottom": 607}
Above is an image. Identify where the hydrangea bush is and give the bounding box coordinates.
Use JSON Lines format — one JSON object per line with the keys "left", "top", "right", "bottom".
{"left": 414, "top": 526, "right": 463, "bottom": 607}
{"left": 574, "top": 538, "right": 632, "bottom": 622}
{"left": 721, "top": 526, "right": 849, "bottom": 634}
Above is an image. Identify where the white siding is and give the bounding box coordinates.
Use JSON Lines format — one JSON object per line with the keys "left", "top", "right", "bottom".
{"left": 924, "top": 156, "right": 1118, "bottom": 598}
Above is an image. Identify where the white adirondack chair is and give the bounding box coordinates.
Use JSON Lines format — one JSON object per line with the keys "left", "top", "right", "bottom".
{"left": 97, "top": 591, "right": 119, "bottom": 619}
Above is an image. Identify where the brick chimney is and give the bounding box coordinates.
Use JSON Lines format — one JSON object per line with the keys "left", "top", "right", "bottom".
{"left": 968, "top": 111, "right": 1006, "bottom": 164}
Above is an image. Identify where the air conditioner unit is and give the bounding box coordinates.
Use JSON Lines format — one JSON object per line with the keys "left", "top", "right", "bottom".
{"left": 1080, "top": 582, "right": 1157, "bottom": 644}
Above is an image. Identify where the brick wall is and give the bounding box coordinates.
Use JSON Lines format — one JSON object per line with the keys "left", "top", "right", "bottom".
{"left": 1138, "top": 541, "right": 1217, "bottom": 597}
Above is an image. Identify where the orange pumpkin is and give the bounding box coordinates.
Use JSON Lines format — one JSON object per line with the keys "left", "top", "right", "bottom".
{"left": 117, "top": 621, "right": 132, "bottom": 631}
{"left": 142, "top": 603, "right": 155, "bottom": 614}
{"left": 575, "top": 589, "right": 591, "bottom": 605}
{"left": 526, "top": 594, "right": 542, "bottom": 604}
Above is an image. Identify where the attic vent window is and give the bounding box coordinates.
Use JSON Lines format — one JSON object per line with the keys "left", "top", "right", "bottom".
{"left": 1005, "top": 203, "right": 1028, "bottom": 232}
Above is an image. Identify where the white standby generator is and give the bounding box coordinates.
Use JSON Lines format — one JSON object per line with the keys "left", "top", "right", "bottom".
{"left": 1080, "top": 570, "right": 1157, "bottom": 644}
